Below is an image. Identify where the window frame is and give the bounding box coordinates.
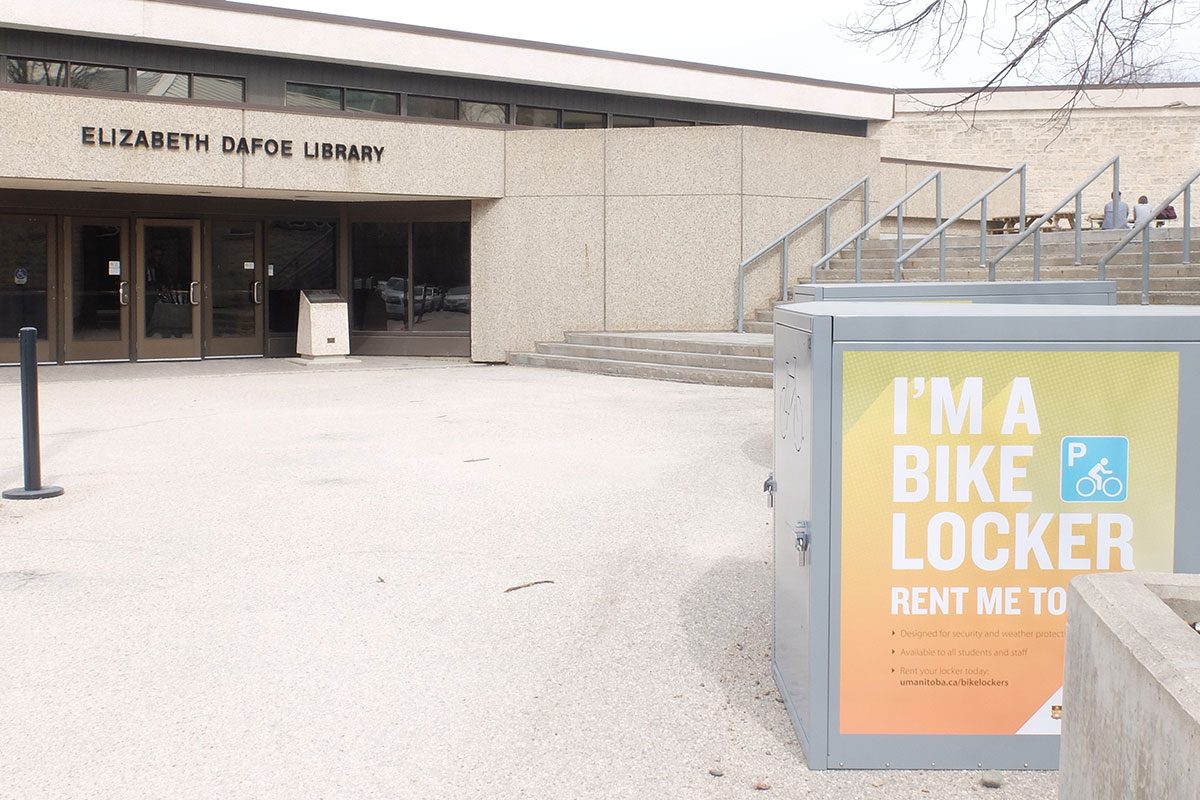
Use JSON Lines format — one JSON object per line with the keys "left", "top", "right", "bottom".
{"left": 284, "top": 81, "right": 345, "bottom": 111}
{"left": 514, "top": 105, "right": 561, "bottom": 129}
{"left": 560, "top": 108, "right": 608, "bottom": 130}
{"left": 343, "top": 85, "right": 400, "bottom": 116}
{"left": 65, "top": 61, "right": 130, "bottom": 92}
{"left": 190, "top": 72, "right": 246, "bottom": 103}
{"left": 404, "top": 93, "right": 460, "bottom": 121}
{"left": 134, "top": 68, "right": 192, "bottom": 99}
{"left": 3, "top": 54, "right": 72, "bottom": 87}
{"left": 458, "top": 98, "right": 509, "bottom": 125}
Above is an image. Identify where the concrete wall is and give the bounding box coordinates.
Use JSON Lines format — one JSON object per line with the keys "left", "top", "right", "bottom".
{"left": 470, "top": 125, "right": 1018, "bottom": 361}
{"left": 1061, "top": 572, "right": 1200, "bottom": 799}
{"left": 470, "top": 126, "right": 889, "bottom": 361}
{"left": 872, "top": 103, "right": 1200, "bottom": 224}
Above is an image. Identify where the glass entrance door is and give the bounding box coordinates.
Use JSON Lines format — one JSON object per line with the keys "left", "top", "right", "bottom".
{"left": 0, "top": 215, "right": 56, "bottom": 363}
{"left": 206, "top": 220, "right": 264, "bottom": 357}
{"left": 136, "top": 220, "right": 201, "bottom": 360}
{"left": 64, "top": 218, "right": 129, "bottom": 362}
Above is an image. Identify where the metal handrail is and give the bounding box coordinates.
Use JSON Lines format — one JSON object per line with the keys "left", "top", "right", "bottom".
{"left": 988, "top": 156, "right": 1120, "bottom": 280}
{"left": 895, "top": 163, "right": 1027, "bottom": 280}
{"left": 811, "top": 170, "right": 942, "bottom": 282}
{"left": 735, "top": 175, "right": 869, "bottom": 333}
{"left": 1096, "top": 166, "right": 1200, "bottom": 303}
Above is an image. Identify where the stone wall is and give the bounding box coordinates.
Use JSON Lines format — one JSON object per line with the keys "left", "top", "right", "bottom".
{"left": 872, "top": 105, "right": 1200, "bottom": 224}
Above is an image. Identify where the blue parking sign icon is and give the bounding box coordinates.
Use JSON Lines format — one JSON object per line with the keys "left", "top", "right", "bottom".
{"left": 1061, "top": 436, "right": 1128, "bottom": 502}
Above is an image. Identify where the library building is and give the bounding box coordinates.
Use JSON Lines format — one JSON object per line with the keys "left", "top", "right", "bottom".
{"left": 2, "top": 0, "right": 1193, "bottom": 366}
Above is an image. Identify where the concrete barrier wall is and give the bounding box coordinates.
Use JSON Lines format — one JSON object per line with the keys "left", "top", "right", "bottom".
{"left": 471, "top": 125, "right": 885, "bottom": 361}
{"left": 1061, "top": 572, "right": 1200, "bottom": 799}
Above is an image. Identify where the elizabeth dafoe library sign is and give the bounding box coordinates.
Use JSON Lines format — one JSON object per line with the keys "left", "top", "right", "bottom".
{"left": 79, "top": 125, "right": 386, "bottom": 162}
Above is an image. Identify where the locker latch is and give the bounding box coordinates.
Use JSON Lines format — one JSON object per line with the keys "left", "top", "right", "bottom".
{"left": 793, "top": 521, "right": 810, "bottom": 553}
{"left": 763, "top": 473, "right": 776, "bottom": 508}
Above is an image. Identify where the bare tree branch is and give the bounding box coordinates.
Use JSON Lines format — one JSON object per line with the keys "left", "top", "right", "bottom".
{"left": 844, "top": 0, "right": 1200, "bottom": 120}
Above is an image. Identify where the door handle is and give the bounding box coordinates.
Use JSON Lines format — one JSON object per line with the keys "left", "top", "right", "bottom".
{"left": 118, "top": 281, "right": 130, "bottom": 306}
{"left": 252, "top": 280, "right": 262, "bottom": 305}
{"left": 189, "top": 281, "right": 200, "bottom": 306}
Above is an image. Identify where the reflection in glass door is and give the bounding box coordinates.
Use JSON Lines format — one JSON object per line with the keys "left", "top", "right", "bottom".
{"left": 207, "top": 221, "right": 264, "bottom": 357}
{"left": 0, "top": 215, "right": 55, "bottom": 363}
{"left": 136, "top": 220, "right": 201, "bottom": 360}
{"left": 64, "top": 219, "right": 129, "bottom": 362}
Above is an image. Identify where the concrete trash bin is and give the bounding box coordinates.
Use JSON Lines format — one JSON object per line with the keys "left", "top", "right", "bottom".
{"left": 297, "top": 289, "right": 350, "bottom": 361}
{"left": 770, "top": 301, "right": 1200, "bottom": 770}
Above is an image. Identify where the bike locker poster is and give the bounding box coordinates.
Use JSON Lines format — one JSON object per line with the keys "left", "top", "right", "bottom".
{"left": 838, "top": 350, "right": 1178, "bottom": 736}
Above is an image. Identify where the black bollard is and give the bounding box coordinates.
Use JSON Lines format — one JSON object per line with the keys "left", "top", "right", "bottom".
{"left": 3, "top": 327, "right": 63, "bottom": 500}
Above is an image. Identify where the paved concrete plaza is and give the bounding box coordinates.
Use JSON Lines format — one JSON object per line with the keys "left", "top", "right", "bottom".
{"left": 0, "top": 359, "right": 1055, "bottom": 799}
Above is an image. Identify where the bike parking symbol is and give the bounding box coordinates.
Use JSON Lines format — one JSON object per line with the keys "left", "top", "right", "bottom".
{"left": 1061, "top": 436, "right": 1128, "bottom": 502}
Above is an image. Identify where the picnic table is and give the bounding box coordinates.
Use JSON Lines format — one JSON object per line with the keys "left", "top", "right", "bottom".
{"left": 987, "top": 211, "right": 1077, "bottom": 234}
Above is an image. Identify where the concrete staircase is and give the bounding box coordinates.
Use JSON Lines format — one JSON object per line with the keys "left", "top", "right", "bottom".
{"left": 507, "top": 331, "right": 772, "bottom": 387}
{"left": 511, "top": 230, "right": 1200, "bottom": 385}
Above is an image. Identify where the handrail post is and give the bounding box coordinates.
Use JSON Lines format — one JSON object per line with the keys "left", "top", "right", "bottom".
{"left": 862, "top": 177, "right": 870, "bottom": 229}
{"left": 736, "top": 266, "right": 745, "bottom": 333}
{"left": 1074, "top": 193, "right": 1083, "bottom": 265}
{"left": 979, "top": 195, "right": 988, "bottom": 267}
{"left": 1033, "top": 228, "right": 1041, "bottom": 281}
{"left": 896, "top": 203, "right": 904, "bottom": 266}
{"left": 935, "top": 174, "right": 944, "bottom": 281}
{"left": 1019, "top": 166, "right": 1027, "bottom": 233}
{"left": 1113, "top": 160, "right": 1121, "bottom": 223}
{"left": 1142, "top": 224, "right": 1151, "bottom": 305}
{"left": 822, "top": 206, "right": 831, "bottom": 259}
{"left": 854, "top": 237, "right": 862, "bottom": 283}
{"left": 781, "top": 236, "right": 790, "bottom": 302}
{"left": 1185, "top": 184, "right": 1192, "bottom": 266}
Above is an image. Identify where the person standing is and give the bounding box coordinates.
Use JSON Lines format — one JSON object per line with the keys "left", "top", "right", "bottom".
{"left": 1102, "top": 192, "right": 1130, "bottom": 230}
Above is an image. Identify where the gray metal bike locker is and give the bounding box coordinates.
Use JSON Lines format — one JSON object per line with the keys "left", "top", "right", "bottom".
{"left": 791, "top": 280, "right": 1117, "bottom": 305}
{"left": 772, "top": 302, "right": 1200, "bottom": 770}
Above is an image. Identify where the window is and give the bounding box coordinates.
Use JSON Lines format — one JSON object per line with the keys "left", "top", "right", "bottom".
{"left": 6, "top": 58, "right": 67, "bottom": 86}
{"left": 346, "top": 88, "right": 398, "bottom": 115}
{"left": 460, "top": 100, "right": 506, "bottom": 124}
{"left": 654, "top": 118, "right": 694, "bottom": 127}
{"left": 68, "top": 63, "right": 128, "bottom": 92}
{"left": 266, "top": 221, "right": 337, "bottom": 335}
{"left": 192, "top": 74, "right": 244, "bottom": 103}
{"left": 562, "top": 110, "right": 605, "bottom": 129}
{"left": 136, "top": 70, "right": 189, "bottom": 98}
{"left": 285, "top": 82, "right": 342, "bottom": 110}
{"left": 351, "top": 223, "right": 408, "bottom": 332}
{"left": 515, "top": 106, "right": 559, "bottom": 128}
{"left": 406, "top": 95, "right": 457, "bottom": 120}
{"left": 613, "top": 115, "right": 653, "bottom": 128}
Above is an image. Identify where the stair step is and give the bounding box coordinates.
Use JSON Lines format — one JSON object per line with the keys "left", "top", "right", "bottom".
{"left": 743, "top": 320, "right": 773, "bottom": 334}
{"left": 816, "top": 267, "right": 1200, "bottom": 280}
{"left": 564, "top": 331, "right": 772, "bottom": 357}
{"left": 535, "top": 342, "right": 771, "bottom": 372}
{"left": 508, "top": 352, "right": 771, "bottom": 387}
{"left": 842, "top": 252, "right": 1193, "bottom": 269}
{"left": 1117, "top": 291, "right": 1200, "bottom": 304}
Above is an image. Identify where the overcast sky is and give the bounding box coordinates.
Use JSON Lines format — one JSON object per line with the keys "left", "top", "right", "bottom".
{"left": 242, "top": 0, "right": 1014, "bottom": 89}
